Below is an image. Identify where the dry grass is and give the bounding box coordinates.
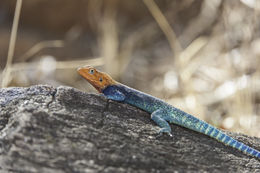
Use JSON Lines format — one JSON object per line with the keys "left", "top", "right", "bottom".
{"left": 1, "top": 0, "right": 260, "bottom": 137}
{"left": 1, "top": 0, "right": 23, "bottom": 88}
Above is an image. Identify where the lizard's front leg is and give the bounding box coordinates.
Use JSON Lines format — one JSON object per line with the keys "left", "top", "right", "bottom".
{"left": 151, "top": 109, "right": 172, "bottom": 136}
{"left": 103, "top": 88, "right": 125, "bottom": 101}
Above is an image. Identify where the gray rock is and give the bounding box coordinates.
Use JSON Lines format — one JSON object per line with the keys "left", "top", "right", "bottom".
{"left": 0, "top": 85, "right": 259, "bottom": 173}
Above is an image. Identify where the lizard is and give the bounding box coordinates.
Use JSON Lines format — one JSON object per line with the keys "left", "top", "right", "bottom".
{"left": 77, "top": 65, "right": 260, "bottom": 159}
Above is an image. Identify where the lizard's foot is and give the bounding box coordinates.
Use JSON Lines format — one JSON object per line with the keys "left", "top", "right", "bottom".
{"left": 98, "top": 93, "right": 106, "bottom": 97}
{"left": 151, "top": 109, "right": 173, "bottom": 138}
{"left": 158, "top": 128, "right": 173, "bottom": 137}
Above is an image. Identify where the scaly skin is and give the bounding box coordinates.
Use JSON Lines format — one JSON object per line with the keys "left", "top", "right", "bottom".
{"left": 77, "top": 65, "right": 260, "bottom": 159}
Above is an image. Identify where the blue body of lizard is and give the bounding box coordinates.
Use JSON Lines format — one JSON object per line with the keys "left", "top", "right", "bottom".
{"left": 77, "top": 65, "right": 260, "bottom": 159}
{"left": 103, "top": 84, "right": 260, "bottom": 159}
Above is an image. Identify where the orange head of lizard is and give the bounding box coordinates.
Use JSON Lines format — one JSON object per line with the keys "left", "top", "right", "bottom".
{"left": 77, "top": 65, "right": 117, "bottom": 93}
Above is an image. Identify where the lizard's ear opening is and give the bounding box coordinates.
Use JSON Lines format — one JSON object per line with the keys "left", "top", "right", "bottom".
{"left": 99, "top": 77, "right": 103, "bottom": 82}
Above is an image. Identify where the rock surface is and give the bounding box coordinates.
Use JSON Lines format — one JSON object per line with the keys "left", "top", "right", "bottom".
{"left": 0, "top": 85, "right": 259, "bottom": 173}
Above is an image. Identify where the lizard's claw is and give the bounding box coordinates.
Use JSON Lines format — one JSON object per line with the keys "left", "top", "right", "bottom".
{"left": 156, "top": 128, "right": 173, "bottom": 138}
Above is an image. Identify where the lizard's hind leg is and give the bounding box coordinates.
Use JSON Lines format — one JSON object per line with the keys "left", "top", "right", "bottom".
{"left": 151, "top": 109, "right": 172, "bottom": 136}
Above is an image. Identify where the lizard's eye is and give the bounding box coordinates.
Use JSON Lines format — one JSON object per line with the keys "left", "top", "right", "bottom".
{"left": 99, "top": 77, "right": 103, "bottom": 82}
{"left": 89, "top": 69, "right": 94, "bottom": 74}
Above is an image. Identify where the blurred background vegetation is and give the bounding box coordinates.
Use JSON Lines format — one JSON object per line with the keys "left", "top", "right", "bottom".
{"left": 1, "top": 0, "right": 260, "bottom": 137}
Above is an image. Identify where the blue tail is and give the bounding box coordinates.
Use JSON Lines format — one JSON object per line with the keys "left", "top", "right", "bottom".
{"left": 196, "top": 121, "right": 260, "bottom": 158}
{"left": 179, "top": 113, "right": 260, "bottom": 159}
